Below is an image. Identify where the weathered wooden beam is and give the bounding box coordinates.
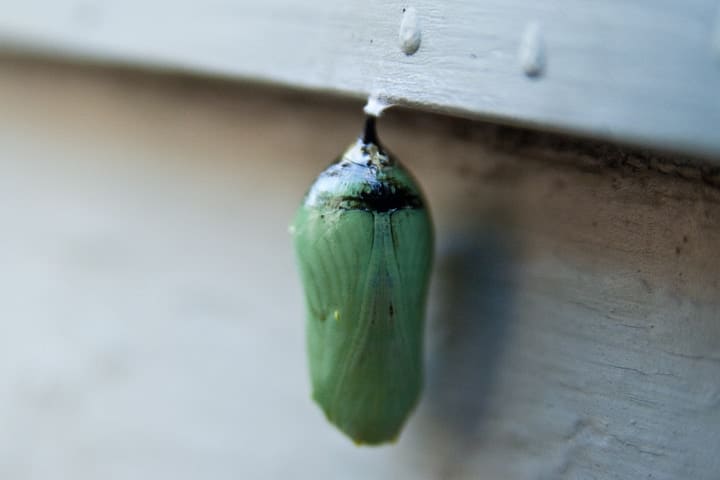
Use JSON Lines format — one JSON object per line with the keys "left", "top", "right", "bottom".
{"left": 0, "top": 0, "right": 719, "bottom": 157}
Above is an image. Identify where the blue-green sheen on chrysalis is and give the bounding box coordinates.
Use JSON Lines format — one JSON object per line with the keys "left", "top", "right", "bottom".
{"left": 291, "top": 116, "right": 433, "bottom": 445}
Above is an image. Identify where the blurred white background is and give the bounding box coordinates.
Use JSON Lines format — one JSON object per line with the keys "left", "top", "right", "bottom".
{"left": 0, "top": 57, "right": 718, "bottom": 479}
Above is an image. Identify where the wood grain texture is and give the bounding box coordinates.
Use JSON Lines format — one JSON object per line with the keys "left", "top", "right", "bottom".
{"left": 0, "top": 57, "right": 718, "bottom": 479}
{"left": 0, "top": 0, "right": 719, "bottom": 157}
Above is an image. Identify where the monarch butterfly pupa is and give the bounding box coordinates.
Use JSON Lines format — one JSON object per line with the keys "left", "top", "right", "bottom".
{"left": 290, "top": 114, "right": 434, "bottom": 445}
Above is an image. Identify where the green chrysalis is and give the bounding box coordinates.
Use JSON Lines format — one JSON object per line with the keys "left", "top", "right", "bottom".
{"left": 291, "top": 115, "right": 433, "bottom": 445}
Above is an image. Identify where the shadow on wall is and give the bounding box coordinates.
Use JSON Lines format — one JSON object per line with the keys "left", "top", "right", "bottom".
{"left": 412, "top": 212, "right": 518, "bottom": 476}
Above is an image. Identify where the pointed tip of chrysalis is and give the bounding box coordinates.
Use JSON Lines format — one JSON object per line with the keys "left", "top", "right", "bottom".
{"left": 362, "top": 115, "right": 379, "bottom": 145}
{"left": 357, "top": 115, "right": 393, "bottom": 165}
{"left": 360, "top": 115, "right": 389, "bottom": 160}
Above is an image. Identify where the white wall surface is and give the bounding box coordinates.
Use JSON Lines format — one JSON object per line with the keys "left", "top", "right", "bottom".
{"left": 0, "top": 0, "right": 719, "bottom": 157}
{"left": 0, "top": 57, "right": 719, "bottom": 479}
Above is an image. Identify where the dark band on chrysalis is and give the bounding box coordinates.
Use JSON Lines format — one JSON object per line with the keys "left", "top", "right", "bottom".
{"left": 338, "top": 181, "right": 423, "bottom": 212}
{"left": 312, "top": 160, "right": 424, "bottom": 212}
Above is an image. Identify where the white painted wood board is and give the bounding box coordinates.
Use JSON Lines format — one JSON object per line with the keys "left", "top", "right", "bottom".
{"left": 0, "top": 0, "right": 719, "bottom": 158}
{"left": 0, "top": 58, "right": 719, "bottom": 479}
